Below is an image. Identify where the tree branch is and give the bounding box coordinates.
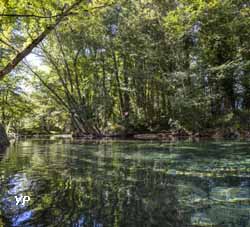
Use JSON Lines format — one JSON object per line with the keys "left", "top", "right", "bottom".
{"left": 0, "top": 3, "right": 114, "bottom": 19}
{"left": 0, "top": 13, "right": 64, "bottom": 19}
{"left": 0, "top": 38, "right": 20, "bottom": 52}
{"left": 0, "top": 0, "right": 84, "bottom": 79}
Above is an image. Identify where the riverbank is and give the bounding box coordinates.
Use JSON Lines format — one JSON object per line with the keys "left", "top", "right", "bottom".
{"left": 12, "top": 128, "right": 250, "bottom": 142}
{"left": 133, "top": 128, "right": 250, "bottom": 140}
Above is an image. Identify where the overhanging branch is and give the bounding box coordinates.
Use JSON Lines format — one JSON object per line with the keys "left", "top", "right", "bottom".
{"left": 0, "top": 0, "right": 84, "bottom": 79}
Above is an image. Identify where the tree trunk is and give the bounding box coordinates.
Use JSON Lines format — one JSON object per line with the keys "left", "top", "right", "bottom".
{"left": 0, "top": 124, "right": 9, "bottom": 149}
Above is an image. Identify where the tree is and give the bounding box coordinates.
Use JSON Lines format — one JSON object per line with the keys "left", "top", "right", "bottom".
{"left": 0, "top": 0, "right": 113, "bottom": 144}
{"left": 1, "top": 0, "right": 250, "bottom": 138}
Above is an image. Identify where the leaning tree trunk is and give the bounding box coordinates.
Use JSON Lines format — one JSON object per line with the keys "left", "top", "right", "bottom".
{"left": 0, "top": 124, "right": 9, "bottom": 148}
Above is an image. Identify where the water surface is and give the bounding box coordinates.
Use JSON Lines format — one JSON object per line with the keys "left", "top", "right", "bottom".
{"left": 0, "top": 139, "right": 250, "bottom": 226}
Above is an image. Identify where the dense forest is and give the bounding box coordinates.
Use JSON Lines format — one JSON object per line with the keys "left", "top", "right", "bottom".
{"left": 1, "top": 0, "right": 250, "bottom": 141}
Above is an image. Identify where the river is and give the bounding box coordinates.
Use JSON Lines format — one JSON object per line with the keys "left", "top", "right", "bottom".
{"left": 0, "top": 139, "right": 250, "bottom": 226}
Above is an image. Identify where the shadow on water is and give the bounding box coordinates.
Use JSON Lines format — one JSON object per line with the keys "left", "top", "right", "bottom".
{"left": 0, "top": 145, "right": 8, "bottom": 163}
{"left": 0, "top": 139, "right": 250, "bottom": 226}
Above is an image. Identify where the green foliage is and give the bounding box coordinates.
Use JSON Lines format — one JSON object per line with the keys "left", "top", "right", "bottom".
{"left": 1, "top": 0, "right": 250, "bottom": 135}
{"left": 0, "top": 75, "right": 32, "bottom": 133}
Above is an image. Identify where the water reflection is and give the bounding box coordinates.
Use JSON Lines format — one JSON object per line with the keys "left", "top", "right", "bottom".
{"left": 0, "top": 139, "right": 250, "bottom": 226}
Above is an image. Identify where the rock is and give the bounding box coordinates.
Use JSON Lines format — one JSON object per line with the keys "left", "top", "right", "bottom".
{"left": 0, "top": 124, "right": 10, "bottom": 149}
{"left": 133, "top": 133, "right": 160, "bottom": 140}
{"left": 191, "top": 212, "right": 215, "bottom": 226}
{"left": 210, "top": 186, "right": 250, "bottom": 203}
{"left": 223, "top": 128, "right": 240, "bottom": 139}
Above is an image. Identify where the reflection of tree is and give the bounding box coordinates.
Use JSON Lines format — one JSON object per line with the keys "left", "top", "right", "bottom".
{"left": 2, "top": 140, "right": 250, "bottom": 226}
{"left": 2, "top": 140, "right": 250, "bottom": 227}
{"left": 0, "top": 140, "right": 188, "bottom": 226}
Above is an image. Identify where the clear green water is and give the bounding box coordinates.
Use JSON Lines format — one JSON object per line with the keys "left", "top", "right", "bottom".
{"left": 0, "top": 139, "right": 250, "bottom": 227}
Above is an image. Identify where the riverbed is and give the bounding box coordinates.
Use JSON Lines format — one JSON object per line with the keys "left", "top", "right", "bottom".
{"left": 0, "top": 139, "right": 250, "bottom": 226}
